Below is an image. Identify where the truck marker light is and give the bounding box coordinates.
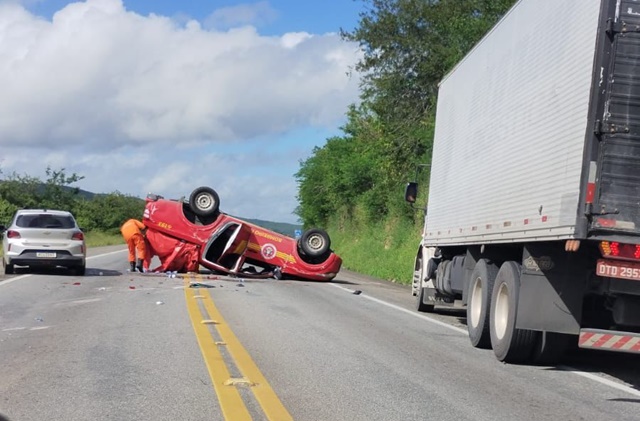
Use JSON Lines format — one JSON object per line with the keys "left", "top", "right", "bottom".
{"left": 596, "top": 218, "right": 635, "bottom": 229}
{"left": 611, "top": 242, "right": 619, "bottom": 256}
{"left": 597, "top": 218, "right": 616, "bottom": 227}
{"left": 586, "top": 183, "right": 596, "bottom": 203}
{"left": 565, "top": 240, "right": 580, "bottom": 252}
{"left": 599, "top": 241, "right": 618, "bottom": 256}
{"left": 586, "top": 162, "right": 597, "bottom": 204}
{"left": 599, "top": 241, "right": 640, "bottom": 261}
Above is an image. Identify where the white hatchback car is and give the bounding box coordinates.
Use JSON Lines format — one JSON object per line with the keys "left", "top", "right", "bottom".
{"left": 1, "top": 209, "right": 86, "bottom": 275}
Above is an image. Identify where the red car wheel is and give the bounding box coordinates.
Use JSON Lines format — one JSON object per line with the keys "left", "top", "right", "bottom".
{"left": 189, "top": 186, "right": 220, "bottom": 217}
{"left": 299, "top": 228, "right": 331, "bottom": 259}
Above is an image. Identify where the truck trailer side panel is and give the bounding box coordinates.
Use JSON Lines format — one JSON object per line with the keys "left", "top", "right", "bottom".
{"left": 426, "top": 0, "right": 603, "bottom": 245}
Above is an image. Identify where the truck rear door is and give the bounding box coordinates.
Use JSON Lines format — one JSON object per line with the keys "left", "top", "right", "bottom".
{"left": 592, "top": 0, "right": 640, "bottom": 235}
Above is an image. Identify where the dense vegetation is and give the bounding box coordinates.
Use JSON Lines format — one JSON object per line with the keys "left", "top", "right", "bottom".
{"left": 295, "top": 0, "right": 517, "bottom": 283}
{"left": 0, "top": 167, "right": 144, "bottom": 234}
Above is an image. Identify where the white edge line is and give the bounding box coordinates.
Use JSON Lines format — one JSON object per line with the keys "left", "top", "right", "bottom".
{"left": 330, "top": 283, "right": 466, "bottom": 334}
{"left": 86, "top": 249, "right": 127, "bottom": 260}
{"left": 330, "top": 283, "right": 640, "bottom": 398}
{"left": 558, "top": 366, "right": 640, "bottom": 398}
{"left": 1, "top": 248, "right": 127, "bottom": 287}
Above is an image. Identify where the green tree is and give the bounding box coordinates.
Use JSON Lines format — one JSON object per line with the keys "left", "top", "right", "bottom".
{"left": 40, "top": 166, "right": 85, "bottom": 212}
{"left": 0, "top": 171, "right": 41, "bottom": 222}
{"left": 75, "top": 192, "right": 145, "bottom": 233}
{"left": 296, "top": 0, "right": 516, "bottom": 227}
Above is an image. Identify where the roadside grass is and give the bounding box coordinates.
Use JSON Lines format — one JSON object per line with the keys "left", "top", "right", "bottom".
{"left": 328, "top": 216, "right": 421, "bottom": 285}
{"left": 85, "top": 231, "right": 123, "bottom": 248}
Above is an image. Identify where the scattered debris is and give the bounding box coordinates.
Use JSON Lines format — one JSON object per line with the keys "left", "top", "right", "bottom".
{"left": 156, "top": 301, "right": 164, "bottom": 305}
{"left": 129, "top": 286, "right": 136, "bottom": 290}
{"left": 189, "top": 282, "right": 215, "bottom": 288}
{"left": 35, "top": 317, "right": 44, "bottom": 322}
{"left": 98, "top": 287, "right": 107, "bottom": 291}
{"left": 236, "top": 283, "right": 245, "bottom": 288}
{"left": 72, "top": 282, "right": 81, "bottom": 286}
{"left": 353, "top": 290, "right": 362, "bottom": 295}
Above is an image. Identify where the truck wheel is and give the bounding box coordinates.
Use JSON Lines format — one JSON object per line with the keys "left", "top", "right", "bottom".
{"left": 299, "top": 228, "right": 331, "bottom": 258}
{"left": 189, "top": 187, "right": 220, "bottom": 217}
{"left": 467, "top": 259, "right": 498, "bottom": 348}
{"left": 489, "top": 261, "right": 537, "bottom": 363}
{"left": 531, "top": 332, "right": 572, "bottom": 366}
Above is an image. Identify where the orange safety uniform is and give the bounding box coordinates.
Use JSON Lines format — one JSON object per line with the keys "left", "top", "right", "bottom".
{"left": 120, "top": 219, "right": 146, "bottom": 263}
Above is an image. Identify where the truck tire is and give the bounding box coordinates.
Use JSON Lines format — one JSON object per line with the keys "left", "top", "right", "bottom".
{"left": 467, "top": 259, "right": 498, "bottom": 348}
{"left": 489, "top": 261, "right": 537, "bottom": 363}
{"left": 531, "top": 332, "right": 572, "bottom": 366}
{"left": 189, "top": 187, "right": 220, "bottom": 217}
{"left": 414, "top": 250, "right": 435, "bottom": 312}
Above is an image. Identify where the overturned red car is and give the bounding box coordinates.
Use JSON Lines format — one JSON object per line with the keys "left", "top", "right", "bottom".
{"left": 142, "top": 186, "right": 342, "bottom": 281}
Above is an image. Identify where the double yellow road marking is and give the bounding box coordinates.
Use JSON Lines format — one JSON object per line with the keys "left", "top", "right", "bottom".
{"left": 185, "top": 285, "right": 293, "bottom": 421}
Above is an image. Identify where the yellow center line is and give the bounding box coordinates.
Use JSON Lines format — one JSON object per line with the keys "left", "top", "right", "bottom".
{"left": 185, "top": 286, "right": 252, "bottom": 421}
{"left": 200, "top": 288, "right": 294, "bottom": 421}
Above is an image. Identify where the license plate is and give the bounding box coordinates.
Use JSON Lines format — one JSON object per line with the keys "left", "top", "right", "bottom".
{"left": 36, "top": 252, "right": 56, "bottom": 258}
{"left": 597, "top": 259, "right": 640, "bottom": 281}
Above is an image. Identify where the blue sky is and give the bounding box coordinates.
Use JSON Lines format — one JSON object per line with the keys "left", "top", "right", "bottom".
{"left": 0, "top": 0, "right": 365, "bottom": 224}
{"left": 25, "top": 0, "right": 363, "bottom": 34}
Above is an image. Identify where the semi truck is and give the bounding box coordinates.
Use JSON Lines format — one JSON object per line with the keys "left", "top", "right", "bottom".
{"left": 405, "top": 0, "right": 640, "bottom": 364}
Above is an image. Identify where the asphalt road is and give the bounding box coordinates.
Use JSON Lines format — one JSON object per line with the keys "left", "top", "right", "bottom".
{"left": 1, "top": 246, "right": 640, "bottom": 421}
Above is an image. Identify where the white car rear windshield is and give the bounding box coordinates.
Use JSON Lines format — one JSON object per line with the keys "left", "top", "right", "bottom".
{"left": 16, "top": 214, "right": 76, "bottom": 229}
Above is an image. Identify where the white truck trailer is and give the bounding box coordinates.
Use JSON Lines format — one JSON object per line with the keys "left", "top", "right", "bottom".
{"left": 405, "top": 0, "right": 640, "bottom": 363}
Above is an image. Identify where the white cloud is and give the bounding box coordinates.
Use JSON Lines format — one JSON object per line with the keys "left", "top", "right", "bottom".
{"left": 0, "top": 0, "right": 360, "bottom": 148}
{"left": 0, "top": 0, "right": 361, "bottom": 224}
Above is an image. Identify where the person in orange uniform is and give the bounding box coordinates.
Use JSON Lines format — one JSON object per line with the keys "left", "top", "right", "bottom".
{"left": 120, "top": 219, "right": 146, "bottom": 272}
